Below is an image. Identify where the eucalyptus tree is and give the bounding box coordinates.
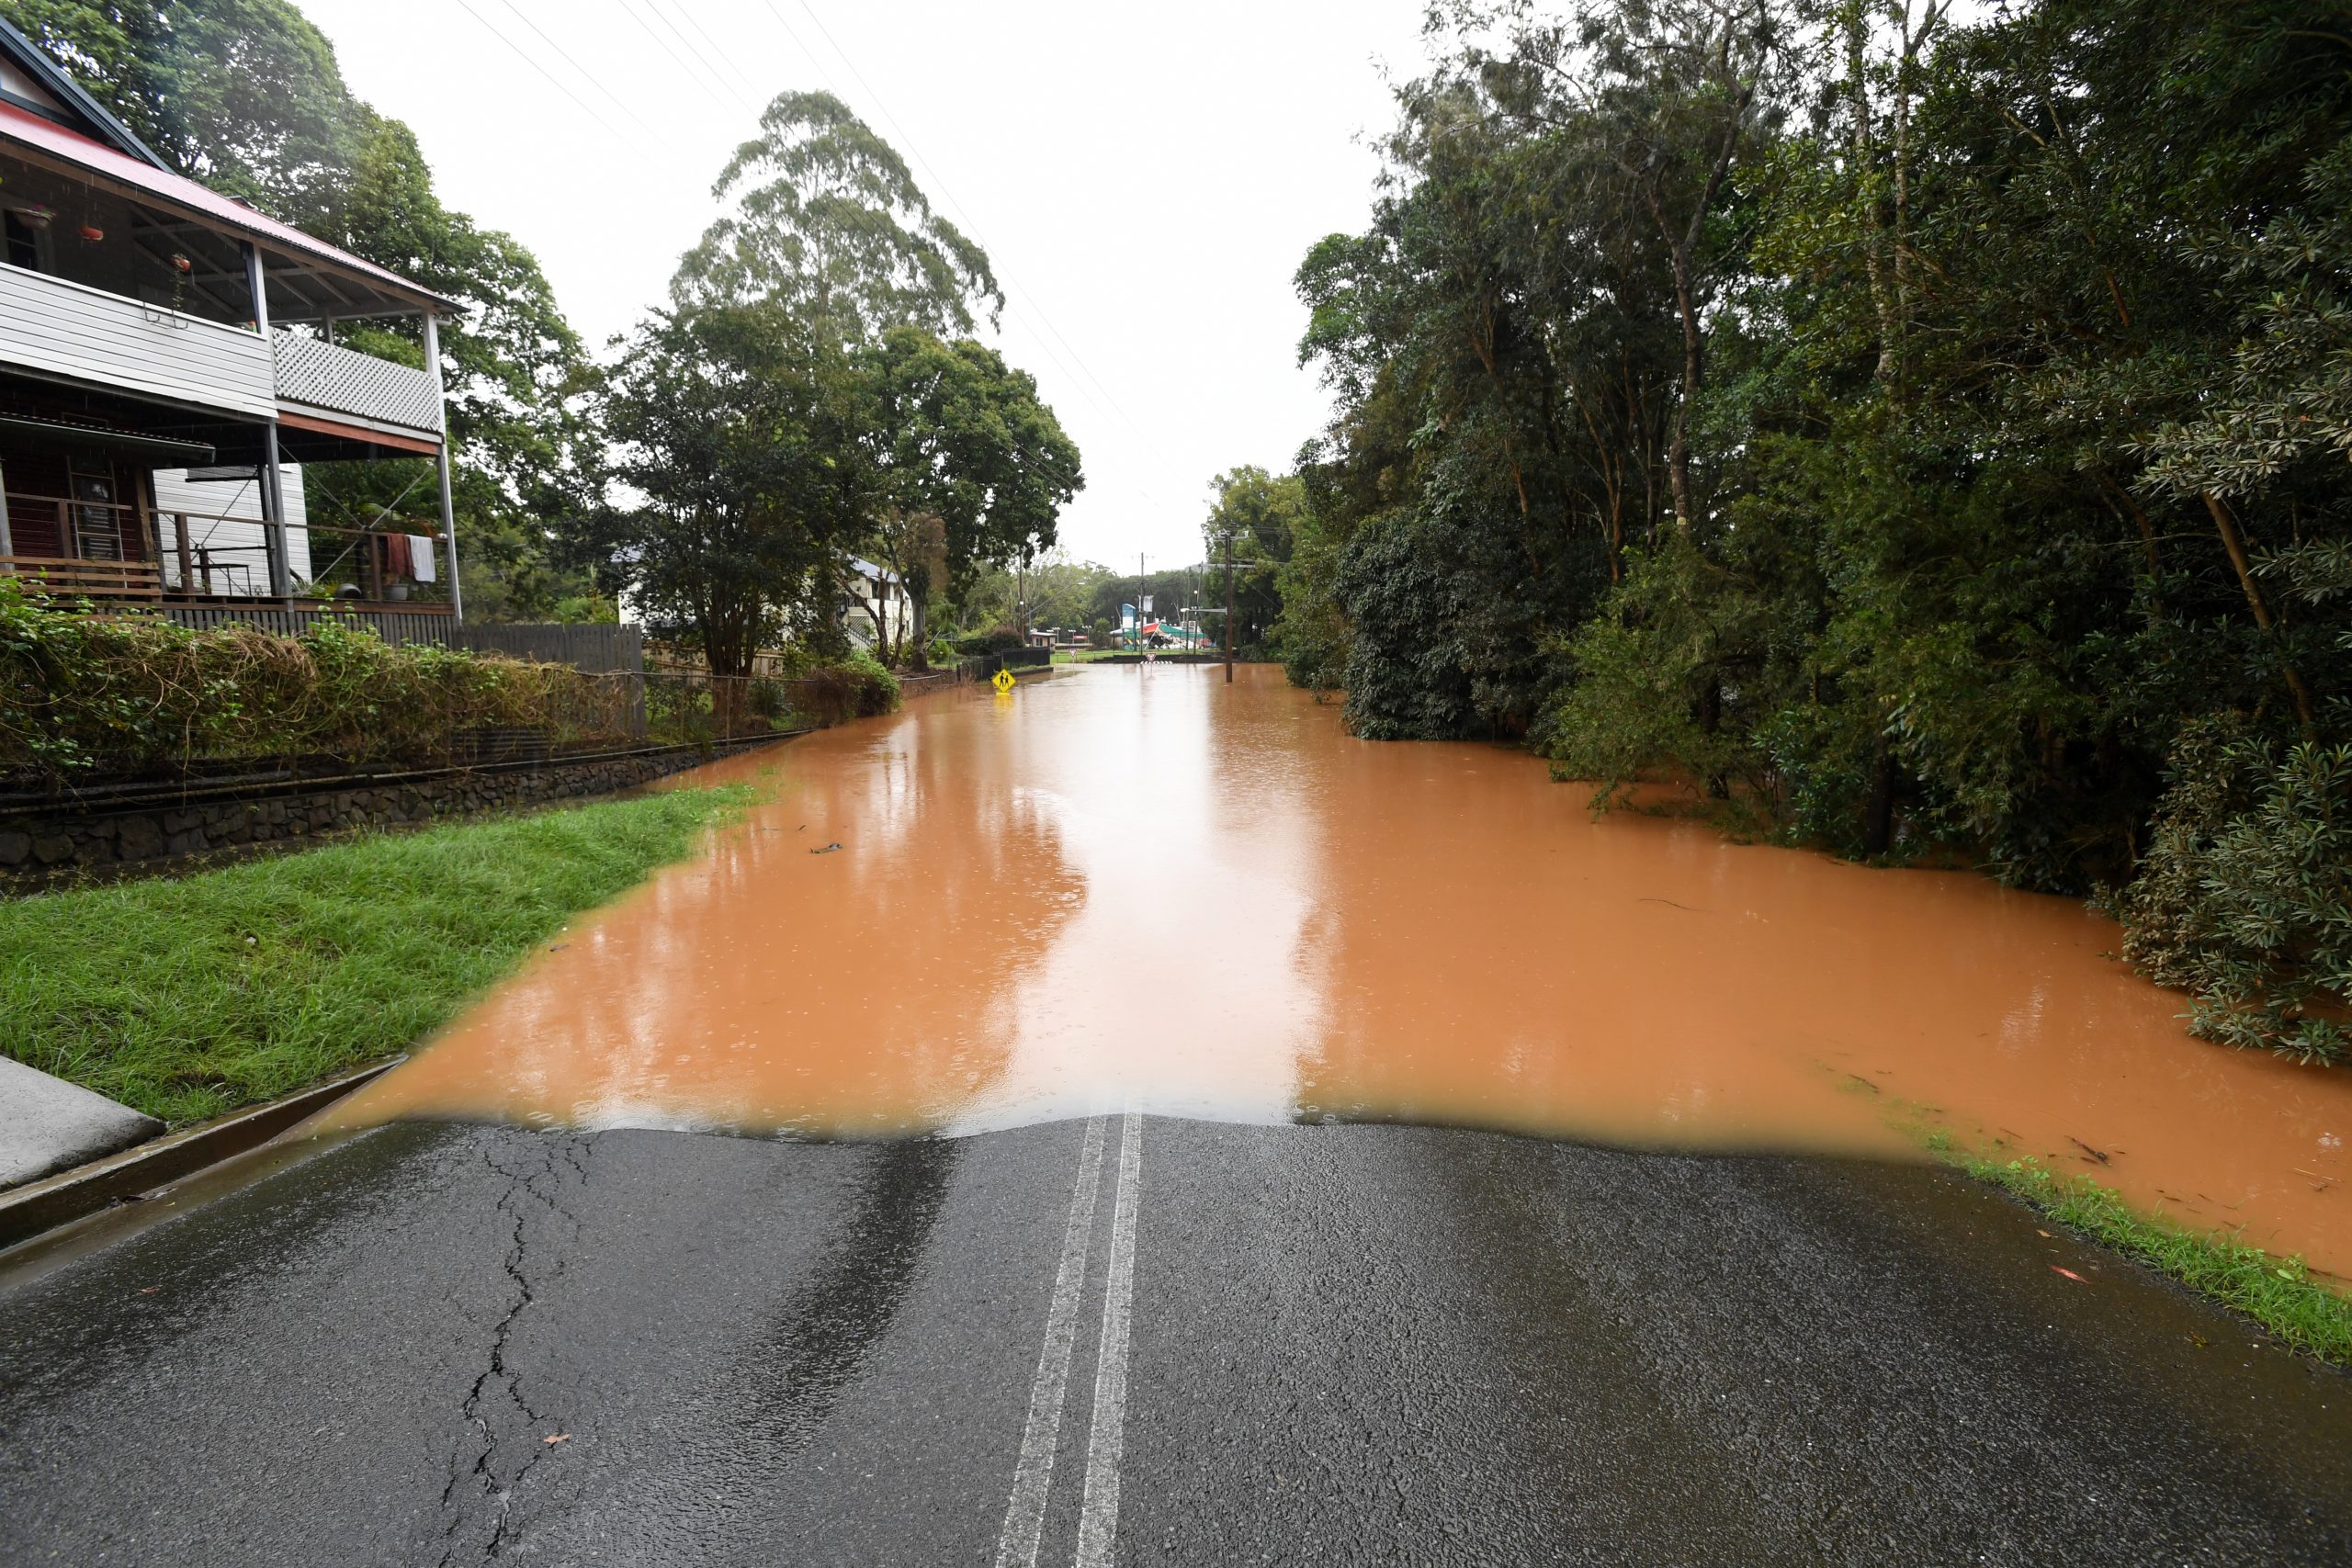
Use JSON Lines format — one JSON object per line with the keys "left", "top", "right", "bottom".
{"left": 673, "top": 90, "right": 1001, "bottom": 343}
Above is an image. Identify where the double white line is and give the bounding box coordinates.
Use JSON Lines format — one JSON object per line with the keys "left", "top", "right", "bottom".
{"left": 994, "top": 1112, "right": 1144, "bottom": 1568}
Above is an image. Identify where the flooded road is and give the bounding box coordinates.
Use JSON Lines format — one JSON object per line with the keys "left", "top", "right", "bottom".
{"left": 336, "top": 664, "right": 2352, "bottom": 1278}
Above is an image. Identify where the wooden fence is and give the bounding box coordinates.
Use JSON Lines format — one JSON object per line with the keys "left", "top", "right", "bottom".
{"left": 449, "top": 623, "right": 643, "bottom": 674}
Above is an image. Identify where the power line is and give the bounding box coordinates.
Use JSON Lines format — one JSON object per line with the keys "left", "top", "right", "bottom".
{"left": 450, "top": 0, "right": 632, "bottom": 144}
{"left": 750, "top": 1, "right": 1193, "bottom": 531}
{"left": 610, "top": 0, "right": 751, "bottom": 116}
{"left": 496, "top": 0, "right": 672, "bottom": 146}
{"left": 663, "top": 0, "right": 775, "bottom": 107}
{"left": 637, "top": 0, "right": 759, "bottom": 114}
{"left": 749, "top": 0, "right": 832, "bottom": 89}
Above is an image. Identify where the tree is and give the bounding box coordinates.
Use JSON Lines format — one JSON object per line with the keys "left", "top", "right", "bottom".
{"left": 860, "top": 326, "right": 1083, "bottom": 666}
{"left": 579, "top": 305, "right": 877, "bottom": 682}
{"left": 1469, "top": 0, "right": 1786, "bottom": 536}
{"left": 304, "top": 117, "right": 594, "bottom": 620}
{"left": 1202, "top": 466, "right": 1303, "bottom": 652}
{"left": 952, "top": 553, "right": 1116, "bottom": 644}
{"left": 1288, "top": 10, "right": 1690, "bottom": 737}
{"left": 1, "top": 0, "right": 353, "bottom": 218}
{"left": 674, "top": 90, "right": 1000, "bottom": 342}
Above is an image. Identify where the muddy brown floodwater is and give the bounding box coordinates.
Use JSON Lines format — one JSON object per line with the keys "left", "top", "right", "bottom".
{"left": 332, "top": 663, "right": 2352, "bottom": 1279}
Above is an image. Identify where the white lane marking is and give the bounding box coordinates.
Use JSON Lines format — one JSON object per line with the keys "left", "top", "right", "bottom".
{"left": 1074, "top": 1112, "right": 1142, "bottom": 1568}
{"left": 993, "top": 1116, "right": 1108, "bottom": 1568}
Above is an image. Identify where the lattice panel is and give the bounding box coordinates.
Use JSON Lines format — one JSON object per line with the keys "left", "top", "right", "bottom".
{"left": 271, "top": 332, "right": 442, "bottom": 434}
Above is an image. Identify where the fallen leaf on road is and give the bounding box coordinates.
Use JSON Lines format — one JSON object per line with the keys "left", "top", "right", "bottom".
{"left": 811, "top": 842, "right": 842, "bottom": 854}
{"left": 548, "top": 942, "right": 569, "bottom": 953}
{"left": 2036, "top": 1229, "right": 2052, "bottom": 1237}
{"left": 2051, "top": 1266, "right": 2087, "bottom": 1282}
{"left": 543, "top": 1434, "right": 570, "bottom": 1445}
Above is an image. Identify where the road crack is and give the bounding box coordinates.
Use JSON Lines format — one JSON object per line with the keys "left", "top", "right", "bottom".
{"left": 435, "top": 1132, "right": 589, "bottom": 1565}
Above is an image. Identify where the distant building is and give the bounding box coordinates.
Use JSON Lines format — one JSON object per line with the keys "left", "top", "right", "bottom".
{"left": 842, "top": 557, "right": 911, "bottom": 654}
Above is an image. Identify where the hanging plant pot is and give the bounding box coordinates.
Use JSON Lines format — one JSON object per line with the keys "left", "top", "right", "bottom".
{"left": 78, "top": 224, "right": 104, "bottom": 243}
{"left": 11, "top": 205, "right": 53, "bottom": 231}
{"left": 170, "top": 253, "right": 192, "bottom": 273}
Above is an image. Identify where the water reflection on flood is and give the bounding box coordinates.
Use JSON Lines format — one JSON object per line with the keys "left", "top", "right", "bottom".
{"left": 333, "top": 665, "right": 2352, "bottom": 1277}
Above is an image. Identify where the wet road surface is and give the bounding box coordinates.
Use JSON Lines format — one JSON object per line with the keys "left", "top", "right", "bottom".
{"left": 5, "top": 1116, "right": 2349, "bottom": 1565}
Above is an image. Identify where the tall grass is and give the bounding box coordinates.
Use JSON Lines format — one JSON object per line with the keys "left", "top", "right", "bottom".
{"left": 0, "top": 787, "right": 746, "bottom": 1125}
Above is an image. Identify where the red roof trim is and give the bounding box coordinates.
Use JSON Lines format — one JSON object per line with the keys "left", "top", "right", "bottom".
{"left": 0, "top": 98, "right": 459, "bottom": 313}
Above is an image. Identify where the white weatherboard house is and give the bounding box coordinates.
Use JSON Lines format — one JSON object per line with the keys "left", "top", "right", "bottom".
{"left": 843, "top": 557, "right": 911, "bottom": 653}
{"left": 0, "top": 18, "right": 463, "bottom": 614}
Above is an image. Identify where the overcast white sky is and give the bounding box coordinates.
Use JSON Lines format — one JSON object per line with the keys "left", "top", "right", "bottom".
{"left": 298, "top": 0, "right": 1436, "bottom": 569}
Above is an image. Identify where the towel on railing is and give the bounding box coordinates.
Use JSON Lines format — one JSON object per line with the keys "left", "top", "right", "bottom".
{"left": 379, "top": 532, "right": 412, "bottom": 580}
{"left": 407, "top": 535, "right": 436, "bottom": 582}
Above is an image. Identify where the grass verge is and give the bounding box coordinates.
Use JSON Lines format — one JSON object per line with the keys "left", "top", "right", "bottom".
{"left": 1958, "top": 1150, "right": 2352, "bottom": 1366}
{"left": 0, "top": 785, "right": 750, "bottom": 1127}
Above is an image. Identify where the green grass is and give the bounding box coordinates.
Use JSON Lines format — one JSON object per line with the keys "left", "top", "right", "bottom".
{"left": 0, "top": 786, "right": 749, "bottom": 1126}
{"left": 1959, "top": 1151, "right": 2352, "bottom": 1365}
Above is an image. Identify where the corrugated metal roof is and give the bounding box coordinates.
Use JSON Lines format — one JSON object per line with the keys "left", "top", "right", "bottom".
{"left": 0, "top": 98, "right": 459, "bottom": 313}
{"left": 0, "top": 16, "right": 171, "bottom": 172}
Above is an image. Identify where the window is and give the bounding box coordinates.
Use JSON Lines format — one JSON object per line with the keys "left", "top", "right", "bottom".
{"left": 4, "top": 210, "right": 38, "bottom": 271}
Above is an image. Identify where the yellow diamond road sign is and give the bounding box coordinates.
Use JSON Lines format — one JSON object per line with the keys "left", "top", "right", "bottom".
{"left": 990, "top": 667, "right": 1016, "bottom": 694}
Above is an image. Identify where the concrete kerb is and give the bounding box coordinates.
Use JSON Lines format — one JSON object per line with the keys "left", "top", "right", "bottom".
{"left": 0, "top": 1058, "right": 402, "bottom": 1252}
{"left": 0, "top": 1058, "right": 163, "bottom": 1189}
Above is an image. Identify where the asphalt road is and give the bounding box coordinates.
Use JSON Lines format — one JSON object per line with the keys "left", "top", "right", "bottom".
{"left": 3, "top": 1116, "right": 2347, "bottom": 1566}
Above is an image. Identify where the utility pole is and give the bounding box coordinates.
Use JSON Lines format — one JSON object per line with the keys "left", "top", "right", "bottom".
{"left": 1137, "top": 551, "right": 1146, "bottom": 652}
{"left": 1223, "top": 528, "right": 1235, "bottom": 683}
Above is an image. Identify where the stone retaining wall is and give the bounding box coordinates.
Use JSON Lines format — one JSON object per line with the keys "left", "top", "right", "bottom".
{"left": 0, "top": 738, "right": 781, "bottom": 887}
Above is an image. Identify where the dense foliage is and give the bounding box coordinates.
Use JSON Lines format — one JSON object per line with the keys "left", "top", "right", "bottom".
{"left": 781, "top": 650, "right": 903, "bottom": 726}
{"left": 0, "top": 581, "right": 622, "bottom": 779}
{"left": 581, "top": 304, "right": 878, "bottom": 680}
{"left": 1203, "top": 466, "right": 1300, "bottom": 657}
{"left": 860, "top": 326, "right": 1083, "bottom": 665}
{"left": 1277, "top": 0, "right": 2352, "bottom": 1059}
